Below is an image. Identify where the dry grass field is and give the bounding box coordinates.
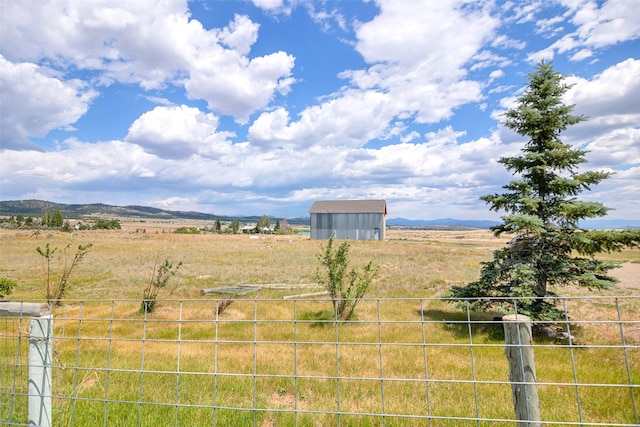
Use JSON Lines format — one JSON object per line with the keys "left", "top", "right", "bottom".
{"left": 1, "top": 223, "right": 639, "bottom": 426}
{"left": 0, "top": 224, "right": 513, "bottom": 302}
{"left": 1, "top": 222, "right": 637, "bottom": 301}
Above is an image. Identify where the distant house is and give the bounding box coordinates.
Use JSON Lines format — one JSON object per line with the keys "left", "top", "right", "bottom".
{"left": 309, "top": 199, "right": 387, "bottom": 241}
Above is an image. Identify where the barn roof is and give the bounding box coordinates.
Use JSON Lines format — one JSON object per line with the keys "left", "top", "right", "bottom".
{"left": 309, "top": 199, "right": 387, "bottom": 215}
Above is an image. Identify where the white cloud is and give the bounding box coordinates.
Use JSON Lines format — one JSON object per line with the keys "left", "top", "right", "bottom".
{"left": 534, "top": 15, "right": 566, "bottom": 37}
{"left": 125, "top": 105, "right": 236, "bottom": 159}
{"left": 567, "top": 59, "right": 640, "bottom": 115}
{"left": 306, "top": 3, "right": 348, "bottom": 32}
{"left": 355, "top": 1, "right": 497, "bottom": 69}
{"left": 0, "top": 139, "right": 160, "bottom": 197}
{"left": 252, "top": 0, "right": 292, "bottom": 16}
{"left": 491, "top": 34, "right": 527, "bottom": 50}
{"left": 489, "top": 69, "right": 505, "bottom": 81}
{"left": 582, "top": 128, "right": 640, "bottom": 168}
{"left": 564, "top": 59, "right": 640, "bottom": 142}
{"left": 246, "top": 1, "right": 506, "bottom": 153}
{"left": 249, "top": 89, "right": 397, "bottom": 149}
{"left": 0, "top": 1, "right": 189, "bottom": 86}
{"left": 508, "top": 0, "right": 543, "bottom": 24}
{"left": 579, "top": 165, "right": 640, "bottom": 219}
{"left": 348, "top": 1, "right": 497, "bottom": 124}
{"left": 569, "top": 0, "right": 640, "bottom": 47}
{"left": 185, "top": 49, "right": 296, "bottom": 123}
{"left": 0, "top": 55, "right": 97, "bottom": 150}
{"left": 216, "top": 14, "right": 259, "bottom": 57}
{"left": 0, "top": 1, "right": 296, "bottom": 121}
{"left": 252, "top": 0, "right": 283, "bottom": 9}
{"left": 569, "top": 48, "right": 592, "bottom": 61}
{"left": 530, "top": 0, "right": 640, "bottom": 61}
{"left": 527, "top": 46, "right": 556, "bottom": 63}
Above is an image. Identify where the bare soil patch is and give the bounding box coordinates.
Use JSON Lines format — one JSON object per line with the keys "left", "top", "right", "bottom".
{"left": 610, "top": 263, "right": 640, "bottom": 292}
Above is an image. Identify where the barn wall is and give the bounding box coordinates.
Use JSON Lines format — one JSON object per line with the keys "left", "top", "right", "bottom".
{"left": 310, "top": 213, "right": 385, "bottom": 240}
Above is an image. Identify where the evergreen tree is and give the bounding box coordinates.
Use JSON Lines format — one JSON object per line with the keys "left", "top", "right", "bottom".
{"left": 50, "top": 209, "right": 64, "bottom": 227}
{"left": 448, "top": 61, "right": 640, "bottom": 320}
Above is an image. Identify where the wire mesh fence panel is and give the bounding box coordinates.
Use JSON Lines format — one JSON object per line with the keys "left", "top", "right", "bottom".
{"left": 1, "top": 296, "right": 638, "bottom": 426}
{"left": 1, "top": 315, "right": 29, "bottom": 425}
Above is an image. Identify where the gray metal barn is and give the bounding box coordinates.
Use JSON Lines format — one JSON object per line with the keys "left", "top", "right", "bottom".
{"left": 309, "top": 199, "right": 387, "bottom": 240}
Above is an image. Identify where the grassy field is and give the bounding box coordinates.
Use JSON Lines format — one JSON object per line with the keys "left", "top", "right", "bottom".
{"left": 1, "top": 225, "right": 639, "bottom": 426}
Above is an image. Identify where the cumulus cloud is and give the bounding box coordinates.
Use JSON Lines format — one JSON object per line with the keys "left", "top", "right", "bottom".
{"left": 248, "top": 1, "right": 499, "bottom": 150}
{"left": 350, "top": 1, "right": 496, "bottom": 122}
{"left": 185, "top": 49, "right": 296, "bottom": 123}
{"left": 125, "top": 105, "right": 236, "bottom": 159}
{"left": 248, "top": 90, "right": 394, "bottom": 149}
{"left": 564, "top": 58, "right": 640, "bottom": 142}
{"left": 0, "top": 55, "right": 97, "bottom": 150}
{"left": 355, "top": 1, "right": 496, "bottom": 68}
{"left": 0, "top": 1, "right": 296, "bottom": 121}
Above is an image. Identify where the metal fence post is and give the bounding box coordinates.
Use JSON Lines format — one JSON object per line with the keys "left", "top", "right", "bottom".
{"left": 29, "top": 314, "right": 53, "bottom": 427}
{"left": 503, "top": 314, "right": 540, "bottom": 427}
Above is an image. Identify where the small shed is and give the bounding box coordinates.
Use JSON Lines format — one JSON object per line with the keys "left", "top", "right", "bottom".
{"left": 309, "top": 199, "right": 387, "bottom": 241}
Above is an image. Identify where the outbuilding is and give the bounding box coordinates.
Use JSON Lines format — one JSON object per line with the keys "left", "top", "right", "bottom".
{"left": 309, "top": 199, "right": 387, "bottom": 241}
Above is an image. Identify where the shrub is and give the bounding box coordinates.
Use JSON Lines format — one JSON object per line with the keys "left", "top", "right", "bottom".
{"left": 316, "top": 236, "right": 379, "bottom": 319}
{"left": 93, "top": 218, "right": 121, "bottom": 230}
{"left": 0, "top": 277, "right": 16, "bottom": 299}
{"left": 174, "top": 227, "right": 201, "bottom": 234}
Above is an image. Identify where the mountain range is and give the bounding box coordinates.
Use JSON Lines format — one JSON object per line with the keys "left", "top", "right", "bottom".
{"left": 1, "top": 199, "right": 637, "bottom": 229}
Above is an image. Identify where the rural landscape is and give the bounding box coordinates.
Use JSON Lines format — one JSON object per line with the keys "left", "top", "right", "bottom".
{"left": 2, "top": 1, "right": 639, "bottom": 425}
{"left": 1, "top": 208, "right": 639, "bottom": 425}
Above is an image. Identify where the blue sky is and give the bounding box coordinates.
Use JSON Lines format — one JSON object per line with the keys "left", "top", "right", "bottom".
{"left": 1, "top": 0, "right": 638, "bottom": 221}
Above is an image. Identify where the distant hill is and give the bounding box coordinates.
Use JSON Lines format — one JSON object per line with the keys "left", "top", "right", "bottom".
{"left": 0, "top": 199, "right": 309, "bottom": 225}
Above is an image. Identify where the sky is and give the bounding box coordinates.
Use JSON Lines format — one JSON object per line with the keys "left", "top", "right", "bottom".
{"left": 0, "top": 0, "right": 639, "bottom": 221}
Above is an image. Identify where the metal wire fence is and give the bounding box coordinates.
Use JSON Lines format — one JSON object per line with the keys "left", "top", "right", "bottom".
{"left": 1, "top": 296, "right": 639, "bottom": 426}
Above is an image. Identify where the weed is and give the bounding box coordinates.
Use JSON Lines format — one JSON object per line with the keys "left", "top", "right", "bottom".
{"left": 140, "top": 257, "right": 182, "bottom": 313}
{"left": 36, "top": 242, "right": 92, "bottom": 305}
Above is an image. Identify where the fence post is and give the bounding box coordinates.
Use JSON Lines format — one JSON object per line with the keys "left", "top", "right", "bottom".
{"left": 29, "top": 314, "right": 53, "bottom": 427}
{"left": 503, "top": 314, "right": 540, "bottom": 427}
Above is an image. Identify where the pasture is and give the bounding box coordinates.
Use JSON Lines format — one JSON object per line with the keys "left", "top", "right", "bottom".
{"left": 1, "top": 224, "right": 638, "bottom": 425}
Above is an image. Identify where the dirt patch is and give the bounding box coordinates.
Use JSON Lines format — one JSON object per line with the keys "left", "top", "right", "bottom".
{"left": 267, "top": 391, "right": 298, "bottom": 409}
{"left": 260, "top": 391, "right": 304, "bottom": 427}
{"left": 610, "top": 263, "right": 640, "bottom": 292}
